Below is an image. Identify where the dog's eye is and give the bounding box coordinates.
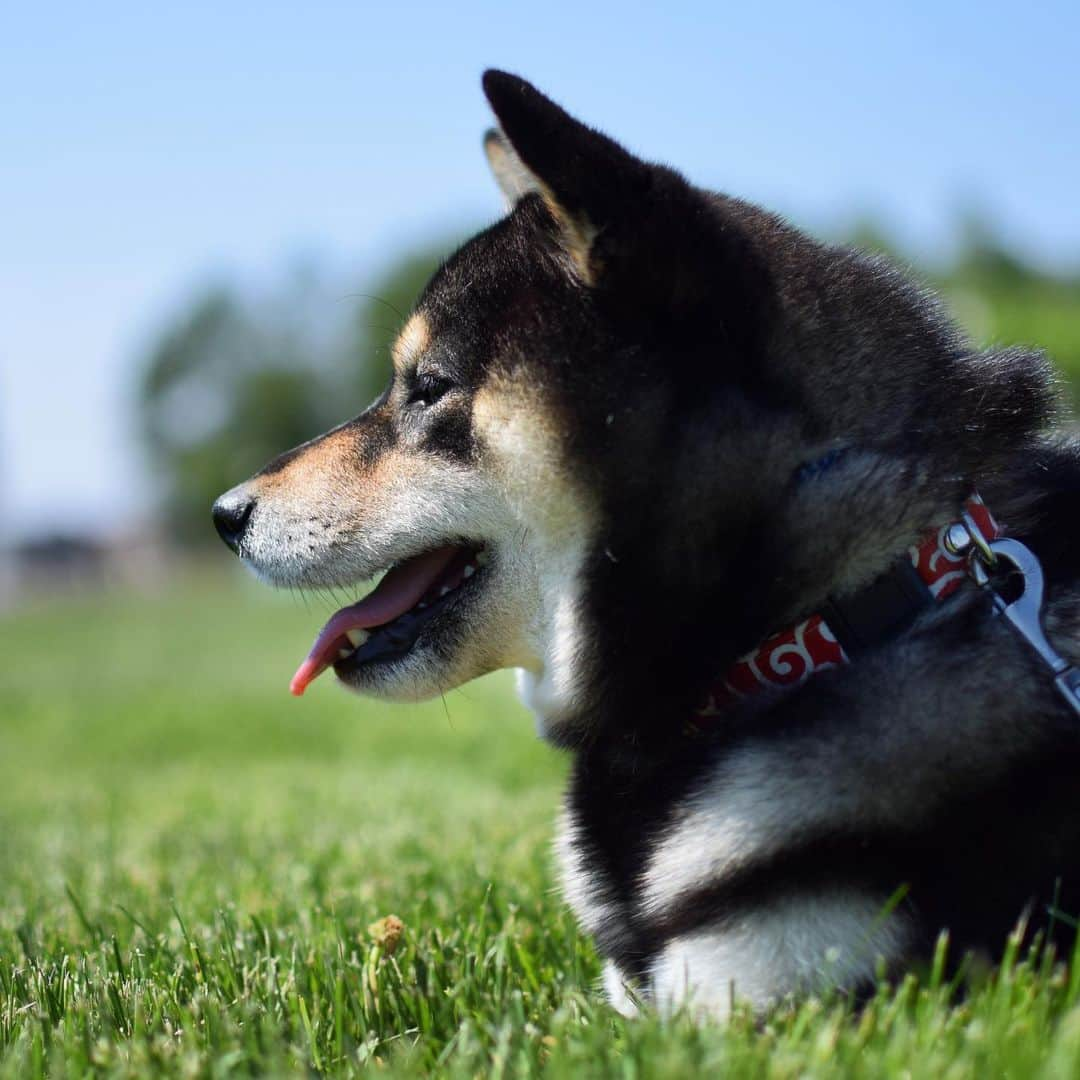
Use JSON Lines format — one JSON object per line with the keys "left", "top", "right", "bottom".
{"left": 407, "top": 373, "right": 453, "bottom": 408}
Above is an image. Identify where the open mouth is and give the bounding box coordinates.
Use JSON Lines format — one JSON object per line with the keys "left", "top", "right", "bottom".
{"left": 289, "top": 543, "right": 489, "bottom": 695}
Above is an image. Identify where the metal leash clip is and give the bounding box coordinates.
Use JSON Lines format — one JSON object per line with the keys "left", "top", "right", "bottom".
{"left": 946, "top": 521, "right": 1080, "bottom": 718}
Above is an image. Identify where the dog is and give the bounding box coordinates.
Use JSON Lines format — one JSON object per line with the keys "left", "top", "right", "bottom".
{"left": 212, "top": 71, "right": 1080, "bottom": 1018}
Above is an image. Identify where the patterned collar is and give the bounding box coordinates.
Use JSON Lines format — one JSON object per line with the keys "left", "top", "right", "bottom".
{"left": 690, "top": 495, "right": 999, "bottom": 729}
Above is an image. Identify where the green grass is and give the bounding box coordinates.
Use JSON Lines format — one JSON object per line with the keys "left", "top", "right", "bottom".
{"left": 4, "top": 576, "right": 1080, "bottom": 1077}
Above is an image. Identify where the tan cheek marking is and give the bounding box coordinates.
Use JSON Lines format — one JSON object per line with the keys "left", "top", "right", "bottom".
{"left": 473, "top": 377, "right": 596, "bottom": 541}
{"left": 323, "top": 445, "right": 456, "bottom": 531}
{"left": 472, "top": 378, "right": 557, "bottom": 487}
{"left": 392, "top": 312, "right": 431, "bottom": 372}
{"left": 360, "top": 448, "right": 429, "bottom": 513}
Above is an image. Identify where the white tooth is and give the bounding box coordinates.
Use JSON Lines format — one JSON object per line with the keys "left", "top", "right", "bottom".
{"left": 475, "top": 550, "right": 490, "bottom": 567}
{"left": 346, "top": 629, "right": 370, "bottom": 647}
{"left": 338, "top": 647, "right": 353, "bottom": 659}
{"left": 463, "top": 564, "right": 475, "bottom": 579}
{"left": 439, "top": 585, "right": 451, "bottom": 597}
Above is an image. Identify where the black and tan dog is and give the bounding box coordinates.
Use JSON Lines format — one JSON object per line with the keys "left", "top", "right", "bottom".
{"left": 213, "top": 72, "right": 1080, "bottom": 1017}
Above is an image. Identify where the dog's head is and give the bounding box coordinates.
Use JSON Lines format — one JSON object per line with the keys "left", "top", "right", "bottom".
{"left": 214, "top": 72, "right": 1055, "bottom": 745}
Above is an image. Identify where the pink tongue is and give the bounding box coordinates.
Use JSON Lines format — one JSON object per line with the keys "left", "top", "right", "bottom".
{"left": 289, "top": 546, "right": 459, "bottom": 696}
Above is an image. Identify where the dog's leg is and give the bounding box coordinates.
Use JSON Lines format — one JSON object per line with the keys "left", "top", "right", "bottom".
{"left": 641, "top": 888, "right": 908, "bottom": 1019}
{"left": 602, "top": 960, "right": 642, "bottom": 1017}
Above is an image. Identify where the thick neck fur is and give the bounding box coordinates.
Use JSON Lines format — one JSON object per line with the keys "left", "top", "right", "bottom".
{"left": 552, "top": 206, "right": 1061, "bottom": 753}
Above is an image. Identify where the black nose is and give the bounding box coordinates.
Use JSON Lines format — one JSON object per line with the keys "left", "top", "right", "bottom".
{"left": 212, "top": 489, "right": 255, "bottom": 552}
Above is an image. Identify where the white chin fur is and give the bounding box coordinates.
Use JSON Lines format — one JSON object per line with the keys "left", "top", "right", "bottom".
{"left": 517, "top": 668, "right": 557, "bottom": 739}
{"left": 516, "top": 588, "right": 590, "bottom": 742}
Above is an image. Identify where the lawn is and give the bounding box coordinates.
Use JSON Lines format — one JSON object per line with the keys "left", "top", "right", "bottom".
{"left": 3, "top": 574, "right": 1080, "bottom": 1077}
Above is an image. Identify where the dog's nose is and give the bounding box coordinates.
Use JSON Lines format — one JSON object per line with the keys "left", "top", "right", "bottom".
{"left": 212, "top": 487, "right": 256, "bottom": 553}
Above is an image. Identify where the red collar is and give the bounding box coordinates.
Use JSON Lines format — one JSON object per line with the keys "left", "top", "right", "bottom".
{"left": 690, "top": 495, "right": 999, "bottom": 727}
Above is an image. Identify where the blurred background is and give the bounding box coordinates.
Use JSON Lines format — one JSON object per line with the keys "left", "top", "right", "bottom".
{"left": 2, "top": 0, "right": 1079, "bottom": 739}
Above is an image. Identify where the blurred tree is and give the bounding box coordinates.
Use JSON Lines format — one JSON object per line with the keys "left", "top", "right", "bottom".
{"left": 845, "top": 216, "right": 902, "bottom": 260}
{"left": 953, "top": 210, "right": 1035, "bottom": 289}
{"left": 944, "top": 214, "right": 1080, "bottom": 401}
{"left": 138, "top": 244, "right": 452, "bottom": 546}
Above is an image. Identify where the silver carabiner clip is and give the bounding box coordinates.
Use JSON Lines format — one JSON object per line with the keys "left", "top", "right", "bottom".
{"left": 969, "top": 537, "right": 1080, "bottom": 719}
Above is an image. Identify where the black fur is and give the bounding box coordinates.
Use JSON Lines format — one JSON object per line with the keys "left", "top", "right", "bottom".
{"left": 476, "top": 73, "right": 1079, "bottom": 991}
{"left": 219, "top": 71, "right": 1080, "bottom": 1010}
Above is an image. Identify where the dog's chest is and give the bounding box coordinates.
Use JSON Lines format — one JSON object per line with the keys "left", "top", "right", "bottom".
{"left": 554, "top": 803, "right": 637, "bottom": 960}
{"left": 553, "top": 744, "right": 736, "bottom": 965}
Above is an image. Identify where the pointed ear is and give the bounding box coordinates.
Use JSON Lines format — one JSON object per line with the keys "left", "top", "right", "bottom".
{"left": 481, "top": 70, "right": 651, "bottom": 283}
{"left": 483, "top": 128, "right": 541, "bottom": 208}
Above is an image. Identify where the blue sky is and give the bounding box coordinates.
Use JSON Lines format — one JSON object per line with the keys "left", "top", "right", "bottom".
{"left": 3, "top": 0, "right": 1079, "bottom": 538}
